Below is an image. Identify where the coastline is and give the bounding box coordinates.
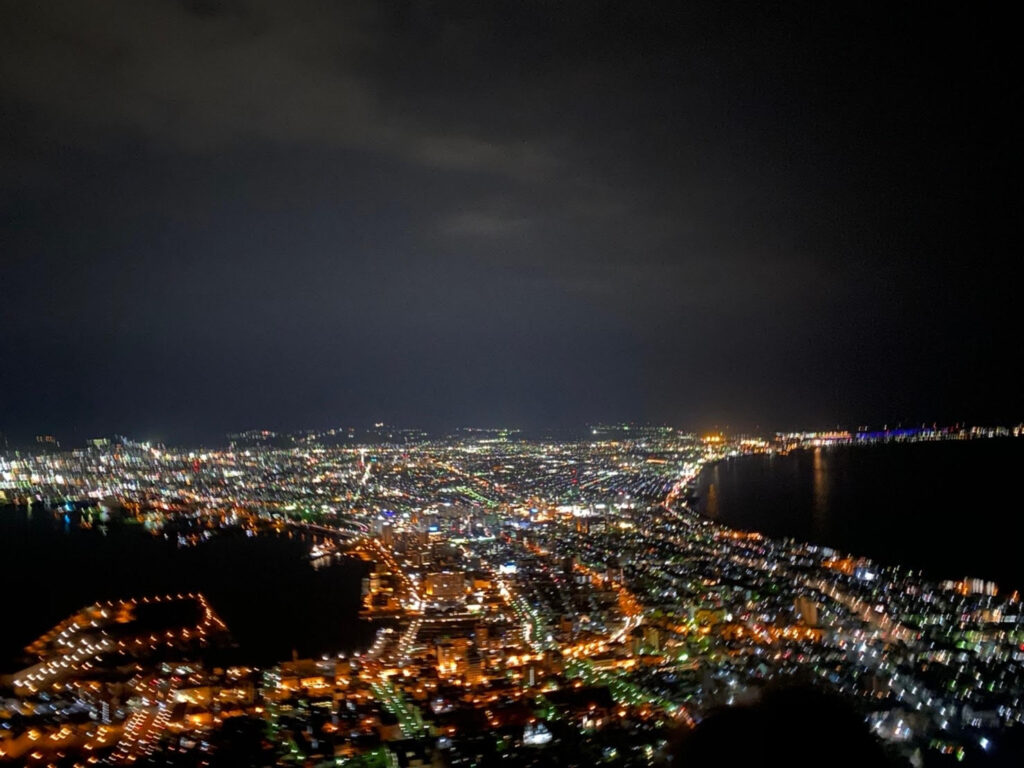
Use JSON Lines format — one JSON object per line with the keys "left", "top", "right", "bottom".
{"left": 690, "top": 439, "right": 1024, "bottom": 593}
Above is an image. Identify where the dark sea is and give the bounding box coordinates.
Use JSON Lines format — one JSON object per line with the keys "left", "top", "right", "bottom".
{"left": 695, "top": 438, "right": 1024, "bottom": 592}
{"left": 0, "top": 506, "right": 373, "bottom": 671}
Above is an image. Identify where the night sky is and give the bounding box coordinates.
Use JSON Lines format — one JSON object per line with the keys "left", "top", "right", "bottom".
{"left": 1, "top": 2, "right": 1019, "bottom": 445}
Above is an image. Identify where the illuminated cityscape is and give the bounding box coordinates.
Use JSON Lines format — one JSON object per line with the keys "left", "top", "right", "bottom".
{"left": 2, "top": 425, "right": 1024, "bottom": 765}
{"left": 2, "top": 1, "right": 1019, "bottom": 765}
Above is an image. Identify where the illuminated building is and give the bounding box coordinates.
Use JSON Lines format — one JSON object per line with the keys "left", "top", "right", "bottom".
{"left": 424, "top": 572, "right": 465, "bottom": 601}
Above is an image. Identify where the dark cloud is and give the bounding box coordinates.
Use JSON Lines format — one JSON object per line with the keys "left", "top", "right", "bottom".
{"left": 0, "top": 1, "right": 1019, "bottom": 443}
{"left": 0, "top": 0, "right": 560, "bottom": 181}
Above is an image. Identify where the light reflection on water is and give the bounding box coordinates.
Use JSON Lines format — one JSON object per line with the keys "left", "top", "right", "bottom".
{"left": 811, "top": 447, "right": 828, "bottom": 537}
{"left": 695, "top": 438, "right": 1024, "bottom": 591}
{"left": 0, "top": 504, "right": 372, "bottom": 669}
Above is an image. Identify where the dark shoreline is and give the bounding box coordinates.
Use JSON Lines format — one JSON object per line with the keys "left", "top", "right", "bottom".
{"left": 0, "top": 504, "right": 373, "bottom": 671}
{"left": 693, "top": 439, "right": 1024, "bottom": 592}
